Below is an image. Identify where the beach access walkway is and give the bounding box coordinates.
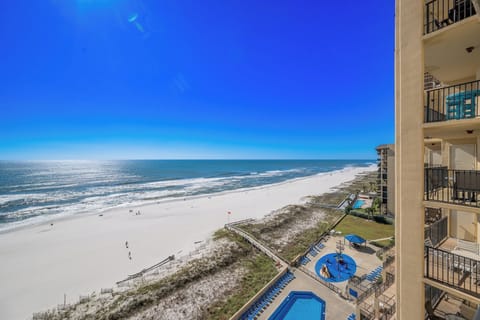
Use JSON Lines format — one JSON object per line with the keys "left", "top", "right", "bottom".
{"left": 225, "top": 220, "right": 289, "bottom": 268}
{"left": 116, "top": 255, "right": 175, "bottom": 285}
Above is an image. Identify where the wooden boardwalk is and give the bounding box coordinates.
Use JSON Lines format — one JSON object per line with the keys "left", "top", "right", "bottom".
{"left": 225, "top": 221, "right": 289, "bottom": 267}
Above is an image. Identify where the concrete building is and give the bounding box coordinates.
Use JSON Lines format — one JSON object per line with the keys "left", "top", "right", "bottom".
{"left": 424, "top": 72, "right": 442, "bottom": 90}
{"left": 396, "top": 0, "right": 480, "bottom": 319}
{"left": 376, "top": 144, "right": 395, "bottom": 215}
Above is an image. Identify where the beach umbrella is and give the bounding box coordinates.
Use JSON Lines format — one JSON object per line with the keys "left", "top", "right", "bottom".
{"left": 344, "top": 234, "right": 366, "bottom": 244}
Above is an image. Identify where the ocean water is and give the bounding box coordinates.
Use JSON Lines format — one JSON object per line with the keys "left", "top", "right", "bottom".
{"left": 0, "top": 160, "right": 372, "bottom": 231}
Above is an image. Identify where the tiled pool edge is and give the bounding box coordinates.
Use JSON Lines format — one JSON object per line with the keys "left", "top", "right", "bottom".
{"left": 268, "top": 291, "right": 326, "bottom": 320}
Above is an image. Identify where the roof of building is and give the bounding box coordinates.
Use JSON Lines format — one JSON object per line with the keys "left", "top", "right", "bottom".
{"left": 375, "top": 144, "right": 394, "bottom": 151}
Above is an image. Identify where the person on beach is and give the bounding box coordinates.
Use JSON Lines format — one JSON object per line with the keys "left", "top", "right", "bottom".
{"left": 125, "top": 241, "right": 129, "bottom": 249}
{"left": 128, "top": 251, "right": 132, "bottom": 260}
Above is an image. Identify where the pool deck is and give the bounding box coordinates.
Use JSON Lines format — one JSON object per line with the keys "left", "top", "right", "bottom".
{"left": 257, "top": 233, "right": 383, "bottom": 320}
{"left": 304, "top": 234, "right": 381, "bottom": 289}
{"left": 257, "top": 268, "right": 354, "bottom": 320}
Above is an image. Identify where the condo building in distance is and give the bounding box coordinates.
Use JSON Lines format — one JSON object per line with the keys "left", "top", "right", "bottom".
{"left": 396, "top": 0, "right": 480, "bottom": 319}
{"left": 376, "top": 144, "right": 396, "bottom": 216}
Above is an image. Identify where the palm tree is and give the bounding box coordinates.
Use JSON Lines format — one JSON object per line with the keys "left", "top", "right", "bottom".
{"left": 365, "top": 207, "right": 374, "bottom": 219}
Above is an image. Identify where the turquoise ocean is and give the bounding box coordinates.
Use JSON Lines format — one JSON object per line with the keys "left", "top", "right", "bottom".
{"left": 0, "top": 160, "right": 373, "bottom": 231}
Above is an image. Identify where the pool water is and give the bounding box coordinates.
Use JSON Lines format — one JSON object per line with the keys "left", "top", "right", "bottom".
{"left": 269, "top": 291, "right": 325, "bottom": 320}
{"left": 352, "top": 199, "right": 365, "bottom": 209}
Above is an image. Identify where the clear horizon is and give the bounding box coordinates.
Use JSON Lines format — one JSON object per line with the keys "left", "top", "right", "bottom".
{"left": 0, "top": 1, "right": 394, "bottom": 160}
{"left": 0, "top": 158, "right": 378, "bottom": 161}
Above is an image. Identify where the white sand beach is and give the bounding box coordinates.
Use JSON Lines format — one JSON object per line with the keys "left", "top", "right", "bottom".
{"left": 0, "top": 165, "right": 375, "bottom": 320}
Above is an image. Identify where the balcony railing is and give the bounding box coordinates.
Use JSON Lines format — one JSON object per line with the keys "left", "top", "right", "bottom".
{"left": 425, "top": 284, "right": 444, "bottom": 309}
{"left": 425, "top": 167, "right": 480, "bottom": 207}
{"left": 425, "top": 0, "right": 477, "bottom": 34}
{"left": 425, "top": 216, "right": 448, "bottom": 246}
{"left": 359, "top": 301, "right": 375, "bottom": 320}
{"left": 425, "top": 80, "right": 480, "bottom": 123}
{"left": 377, "top": 173, "right": 387, "bottom": 180}
{"left": 377, "top": 294, "right": 396, "bottom": 320}
{"left": 425, "top": 246, "right": 480, "bottom": 298}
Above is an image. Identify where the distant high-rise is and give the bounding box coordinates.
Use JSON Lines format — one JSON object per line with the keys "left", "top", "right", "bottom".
{"left": 423, "top": 72, "right": 441, "bottom": 91}
{"left": 375, "top": 144, "right": 395, "bottom": 216}
{"left": 396, "top": 0, "right": 480, "bottom": 319}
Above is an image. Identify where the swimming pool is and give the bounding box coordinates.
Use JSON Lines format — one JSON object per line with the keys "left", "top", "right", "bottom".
{"left": 352, "top": 199, "right": 365, "bottom": 209}
{"left": 268, "top": 291, "right": 325, "bottom": 320}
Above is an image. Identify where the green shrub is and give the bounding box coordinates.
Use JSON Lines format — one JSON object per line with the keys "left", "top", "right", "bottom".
{"left": 372, "top": 215, "right": 394, "bottom": 225}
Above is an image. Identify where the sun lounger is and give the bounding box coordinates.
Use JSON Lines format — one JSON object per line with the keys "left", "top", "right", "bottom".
{"left": 240, "top": 271, "right": 296, "bottom": 320}
{"left": 366, "top": 266, "right": 383, "bottom": 282}
{"left": 309, "top": 247, "right": 318, "bottom": 257}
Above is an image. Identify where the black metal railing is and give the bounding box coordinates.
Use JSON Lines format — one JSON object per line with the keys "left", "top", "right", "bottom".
{"left": 425, "top": 207, "right": 442, "bottom": 224}
{"left": 354, "top": 271, "right": 395, "bottom": 304}
{"left": 383, "top": 255, "right": 395, "bottom": 269}
{"left": 425, "top": 0, "right": 477, "bottom": 34}
{"left": 359, "top": 301, "right": 375, "bottom": 320}
{"left": 375, "top": 272, "right": 395, "bottom": 298}
{"left": 425, "top": 246, "right": 480, "bottom": 297}
{"left": 425, "top": 216, "right": 448, "bottom": 247}
{"left": 425, "top": 167, "right": 480, "bottom": 207}
{"left": 425, "top": 284, "right": 444, "bottom": 308}
{"left": 425, "top": 79, "right": 480, "bottom": 123}
{"left": 377, "top": 173, "right": 387, "bottom": 180}
{"left": 378, "top": 303, "right": 396, "bottom": 320}
{"left": 378, "top": 294, "right": 396, "bottom": 320}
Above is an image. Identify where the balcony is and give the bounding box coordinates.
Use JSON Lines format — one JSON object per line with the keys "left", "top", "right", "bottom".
{"left": 425, "top": 216, "right": 448, "bottom": 246}
{"left": 430, "top": 291, "right": 479, "bottom": 319}
{"left": 424, "top": 167, "right": 480, "bottom": 208}
{"left": 377, "top": 173, "right": 387, "bottom": 180}
{"left": 425, "top": 80, "right": 480, "bottom": 123}
{"left": 425, "top": 245, "right": 480, "bottom": 298}
{"left": 424, "top": 0, "right": 477, "bottom": 35}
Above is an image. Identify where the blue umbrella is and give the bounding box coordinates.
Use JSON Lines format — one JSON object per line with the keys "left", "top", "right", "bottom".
{"left": 344, "top": 234, "right": 366, "bottom": 244}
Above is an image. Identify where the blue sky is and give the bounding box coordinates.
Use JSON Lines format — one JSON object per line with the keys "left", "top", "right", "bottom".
{"left": 0, "top": 0, "right": 394, "bottom": 160}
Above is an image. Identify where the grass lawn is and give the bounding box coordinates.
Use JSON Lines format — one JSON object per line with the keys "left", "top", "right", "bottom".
{"left": 335, "top": 215, "right": 394, "bottom": 243}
